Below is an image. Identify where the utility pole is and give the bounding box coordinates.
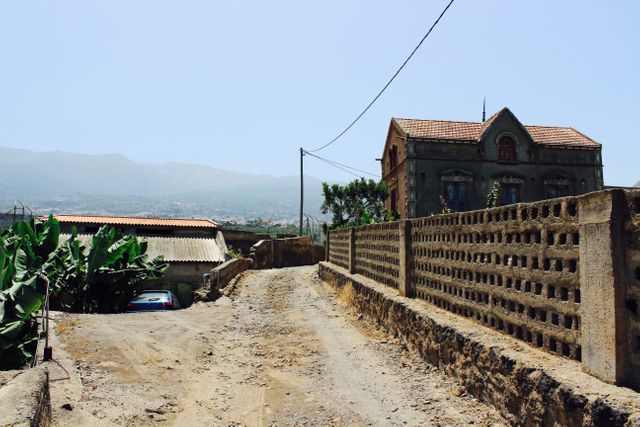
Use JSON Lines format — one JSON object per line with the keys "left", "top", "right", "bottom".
{"left": 299, "top": 147, "right": 304, "bottom": 236}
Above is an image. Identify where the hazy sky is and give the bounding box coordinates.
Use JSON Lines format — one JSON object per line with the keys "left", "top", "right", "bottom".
{"left": 0, "top": 1, "right": 638, "bottom": 185}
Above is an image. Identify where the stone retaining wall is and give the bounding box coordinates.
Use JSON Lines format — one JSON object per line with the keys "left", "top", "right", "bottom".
{"left": 210, "top": 258, "right": 253, "bottom": 292}
{"left": 0, "top": 365, "right": 51, "bottom": 426}
{"left": 250, "top": 236, "right": 324, "bottom": 269}
{"left": 319, "top": 262, "right": 640, "bottom": 426}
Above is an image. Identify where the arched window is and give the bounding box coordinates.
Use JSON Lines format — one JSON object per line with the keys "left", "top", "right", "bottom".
{"left": 498, "top": 135, "right": 517, "bottom": 161}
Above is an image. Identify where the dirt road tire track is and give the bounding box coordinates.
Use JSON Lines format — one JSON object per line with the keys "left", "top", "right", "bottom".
{"left": 49, "top": 266, "right": 504, "bottom": 426}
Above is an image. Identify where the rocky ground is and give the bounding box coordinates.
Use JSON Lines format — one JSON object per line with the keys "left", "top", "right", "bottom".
{"left": 48, "top": 266, "right": 505, "bottom": 426}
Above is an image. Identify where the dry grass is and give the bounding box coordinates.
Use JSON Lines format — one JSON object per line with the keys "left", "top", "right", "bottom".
{"left": 336, "top": 282, "right": 355, "bottom": 307}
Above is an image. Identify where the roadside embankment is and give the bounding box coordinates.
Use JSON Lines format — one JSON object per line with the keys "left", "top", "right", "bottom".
{"left": 0, "top": 365, "right": 51, "bottom": 426}
{"left": 318, "top": 261, "right": 640, "bottom": 426}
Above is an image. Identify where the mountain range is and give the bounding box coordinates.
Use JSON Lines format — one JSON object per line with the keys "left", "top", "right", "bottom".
{"left": 0, "top": 147, "right": 328, "bottom": 222}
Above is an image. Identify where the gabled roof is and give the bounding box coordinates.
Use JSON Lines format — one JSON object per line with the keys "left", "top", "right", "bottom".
{"left": 393, "top": 108, "right": 601, "bottom": 149}
{"left": 50, "top": 214, "right": 218, "bottom": 229}
{"left": 478, "top": 107, "right": 531, "bottom": 142}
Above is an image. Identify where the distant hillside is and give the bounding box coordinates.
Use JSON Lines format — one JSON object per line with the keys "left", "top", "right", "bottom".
{"left": 0, "top": 147, "right": 328, "bottom": 221}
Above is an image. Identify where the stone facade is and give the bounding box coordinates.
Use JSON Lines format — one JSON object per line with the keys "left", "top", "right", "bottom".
{"left": 328, "top": 189, "right": 640, "bottom": 389}
{"left": 381, "top": 108, "right": 604, "bottom": 218}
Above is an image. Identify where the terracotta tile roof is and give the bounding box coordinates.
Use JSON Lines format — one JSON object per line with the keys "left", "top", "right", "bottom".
{"left": 395, "top": 118, "right": 479, "bottom": 142}
{"left": 50, "top": 214, "right": 218, "bottom": 229}
{"left": 393, "top": 112, "right": 601, "bottom": 149}
{"left": 524, "top": 126, "right": 600, "bottom": 148}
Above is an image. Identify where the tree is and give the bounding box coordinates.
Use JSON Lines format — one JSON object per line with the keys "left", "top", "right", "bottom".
{"left": 320, "top": 178, "right": 396, "bottom": 229}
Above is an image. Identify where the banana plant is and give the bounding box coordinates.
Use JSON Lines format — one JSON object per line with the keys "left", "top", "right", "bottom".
{"left": 0, "top": 217, "right": 169, "bottom": 369}
{"left": 54, "top": 225, "right": 168, "bottom": 313}
{"left": 0, "top": 216, "right": 59, "bottom": 370}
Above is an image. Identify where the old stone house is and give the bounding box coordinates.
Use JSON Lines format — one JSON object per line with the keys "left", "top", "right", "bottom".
{"left": 52, "top": 214, "right": 229, "bottom": 288}
{"left": 381, "top": 107, "right": 604, "bottom": 218}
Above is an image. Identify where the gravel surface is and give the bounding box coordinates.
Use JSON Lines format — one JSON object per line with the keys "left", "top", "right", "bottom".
{"left": 48, "top": 265, "right": 505, "bottom": 426}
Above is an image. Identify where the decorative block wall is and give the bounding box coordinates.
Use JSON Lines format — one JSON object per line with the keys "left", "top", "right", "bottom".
{"left": 327, "top": 189, "right": 638, "bottom": 389}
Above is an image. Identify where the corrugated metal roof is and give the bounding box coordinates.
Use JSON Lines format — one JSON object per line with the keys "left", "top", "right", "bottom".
{"left": 60, "top": 234, "right": 227, "bottom": 263}
{"left": 51, "top": 215, "right": 218, "bottom": 228}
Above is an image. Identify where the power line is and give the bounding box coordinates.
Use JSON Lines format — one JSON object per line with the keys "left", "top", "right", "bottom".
{"left": 306, "top": 152, "right": 363, "bottom": 179}
{"left": 306, "top": 0, "right": 455, "bottom": 153}
{"left": 303, "top": 150, "right": 379, "bottom": 178}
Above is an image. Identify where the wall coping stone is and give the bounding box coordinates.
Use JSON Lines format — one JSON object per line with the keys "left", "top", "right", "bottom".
{"left": 0, "top": 364, "right": 51, "bottom": 426}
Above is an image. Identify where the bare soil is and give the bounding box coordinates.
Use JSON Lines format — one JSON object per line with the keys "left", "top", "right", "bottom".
{"left": 48, "top": 266, "right": 505, "bottom": 426}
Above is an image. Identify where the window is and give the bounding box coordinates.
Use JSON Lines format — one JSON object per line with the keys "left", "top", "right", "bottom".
{"left": 390, "top": 189, "right": 397, "bottom": 213}
{"left": 544, "top": 176, "right": 572, "bottom": 199}
{"left": 498, "top": 135, "right": 517, "bottom": 161}
{"left": 545, "top": 185, "right": 570, "bottom": 199}
{"left": 500, "top": 184, "right": 520, "bottom": 205}
{"left": 389, "top": 146, "right": 398, "bottom": 170}
{"left": 444, "top": 182, "right": 467, "bottom": 212}
{"left": 440, "top": 170, "right": 473, "bottom": 212}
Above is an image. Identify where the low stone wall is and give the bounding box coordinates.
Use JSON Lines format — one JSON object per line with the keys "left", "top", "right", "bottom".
{"left": 319, "top": 262, "right": 640, "bottom": 426}
{"left": 251, "top": 236, "right": 324, "bottom": 269}
{"left": 211, "top": 258, "right": 253, "bottom": 292}
{"left": 0, "top": 365, "right": 51, "bottom": 426}
{"left": 194, "top": 258, "right": 253, "bottom": 301}
{"left": 222, "top": 230, "right": 271, "bottom": 256}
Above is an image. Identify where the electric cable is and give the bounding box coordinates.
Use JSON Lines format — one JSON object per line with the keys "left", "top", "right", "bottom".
{"left": 303, "top": 150, "right": 379, "bottom": 178}
{"left": 305, "top": 0, "right": 455, "bottom": 153}
{"left": 308, "top": 154, "right": 363, "bottom": 179}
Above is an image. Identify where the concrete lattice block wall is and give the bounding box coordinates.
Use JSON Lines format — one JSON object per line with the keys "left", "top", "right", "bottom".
{"left": 327, "top": 189, "right": 640, "bottom": 389}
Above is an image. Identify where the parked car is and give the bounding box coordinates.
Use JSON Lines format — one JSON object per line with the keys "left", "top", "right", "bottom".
{"left": 127, "top": 290, "right": 182, "bottom": 312}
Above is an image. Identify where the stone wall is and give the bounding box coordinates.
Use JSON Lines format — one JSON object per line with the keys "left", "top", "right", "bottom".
{"left": 624, "top": 190, "right": 640, "bottom": 386}
{"left": 318, "top": 262, "right": 640, "bottom": 426}
{"left": 222, "top": 229, "right": 271, "bottom": 256}
{"left": 250, "top": 236, "right": 324, "bottom": 269}
{"left": 327, "top": 189, "right": 639, "bottom": 389}
{"left": 0, "top": 365, "right": 51, "bottom": 426}
{"left": 209, "top": 258, "right": 253, "bottom": 294}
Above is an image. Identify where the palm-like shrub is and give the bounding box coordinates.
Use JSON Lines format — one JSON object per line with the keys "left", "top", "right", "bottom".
{"left": 52, "top": 226, "right": 169, "bottom": 313}
{"left": 0, "top": 217, "right": 59, "bottom": 369}
{"left": 0, "top": 217, "right": 169, "bottom": 369}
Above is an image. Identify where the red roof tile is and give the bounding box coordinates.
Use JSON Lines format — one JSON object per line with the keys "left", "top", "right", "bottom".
{"left": 50, "top": 214, "right": 218, "bottom": 228}
{"left": 394, "top": 112, "right": 600, "bottom": 149}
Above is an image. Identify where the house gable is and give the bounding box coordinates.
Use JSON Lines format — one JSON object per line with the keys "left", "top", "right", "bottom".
{"left": 478, "top": 108, "right": 537, "bottom": 163}
{"left": 381, "top": 119, "right": 408, "bottom": 177}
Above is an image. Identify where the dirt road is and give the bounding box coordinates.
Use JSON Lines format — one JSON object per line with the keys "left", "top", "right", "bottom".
{"left": 49, "top": 266, "right": 504, "bottom": 426}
